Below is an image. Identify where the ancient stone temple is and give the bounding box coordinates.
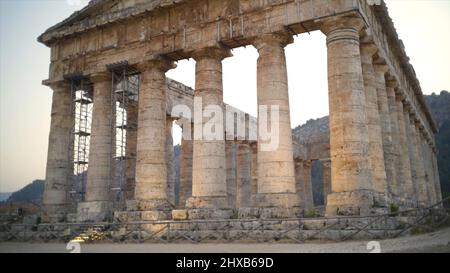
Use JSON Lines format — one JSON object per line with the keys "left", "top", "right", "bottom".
{"left": 39, "top": 0, "right": 441, "bottom": 223}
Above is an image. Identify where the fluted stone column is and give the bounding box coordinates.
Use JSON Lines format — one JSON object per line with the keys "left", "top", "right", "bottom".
{"left": 253, "top": 31, "right": 298, "bottom": 209}
{"left": 186, "top": 46, "right": 231, "bottom": 211}
{"left": 43, "top": 80, "right": 73, "bottom": 222}
{"left": 78, "top": 72, "right": 114, "bottom": 222}
{"left": 427, "top": 142, "right": 439, "bottom": 204}
{"left": 431, "top": 148, "right": 442, "bottom": 202}
{"left": 386, "top": 82, "right": 402, "bottom": 200}
{"left": 250, "top": 142, "right": 258, "bottom": 196}
{"left": 360, "top": 43, "right": 388, "bottom": 206}
{"left": 295, "top": 160, "right": 314, "bottom": 210}
{"left": 321, "top": 159, "right": 332, "bottom": 206}
{"left": 178, "top": 125, "right": 193, "bottom": 208}
{"left": 166, "top": 117, "right": 175, "bottom": 207}
{"left": 133, "top": 58, "right": 175, "bottom": 218}
{"left": 395, "top": 95, "right": 414, "bottom": 205}
{"left": 374, "top": 65, "right": 396, "bottom": 202}
{"left": 411, "top": 119, "right": 429, "bottom": 206}
{"left": 420, "top": 131, "right": 436, "bottom": 205}
{"left": 321, "top": 16, "right": 374, "bottom": 216}
{"left": 124, "top": 101, "right": 138, "bottom": 200}
{"left": 225, "top": 141, "right": 236, "bottom": 208}
{"left": 403, "top": 106, "right": 420, "bottom": 204}
{"left": 236, "top": 143, "right": 252, "bottom": 208}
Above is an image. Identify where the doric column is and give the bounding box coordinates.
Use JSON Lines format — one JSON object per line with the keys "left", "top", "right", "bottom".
{"left": 386, "top": 81, "right": 402, "bottom": 200}
{"left": 236, "top": 143, "right": 252, "bottom": 208}
{"left": 295, "top": 159, "right": 314, "bottom": 210}
{"left": 79, "top": 72, "right": 114, "bottom": 221}
{"left": 422, "top": 130, "right": 437, "bottom": 205}
{"left": 43, "top": 80, "right": 73, "bottom": 222}
{"left": 124, "top": 101, "right": 138, "bottom": 200}
{"left": 253, "top": 31, "right": 298, "bottom": 208}
{"left": 395, "top": 95, "right": 414, "bottom": 204}
{"left": 431, "top": 148, "right": 442, "bottom": 202}
{"left": 374, "top": 65, "right": 396, "bottom": 202}
{"left": 250, "top": 142, "right": 258, "bottom": 196}
{"left": 321, "top": 159, "right": 332, "bottom": 206}
{"left": 166, "top": 117, "right": 175, "bottom": 206}
{"left": 178, "top": 124, "right": 193, "bottom": 208}
{"left": 225, "top": 141, "right": 236, "bottom": 208}
{"left": 360, "top": 43, "right": 388, "bottom": 206}
{"left": 134, "top": 57, "right": 175, "bottom": 215}
{"left": 321, "top": 16, "right": 373, "bottom": 216}
{"left": 187, "top": 46, "right": 231, "bottom": 209}
{"left": 411, "top": 119, "right": 429, "bottom": 206}
{"left": 403, "top": 106, "right": 420, "bottom": 204}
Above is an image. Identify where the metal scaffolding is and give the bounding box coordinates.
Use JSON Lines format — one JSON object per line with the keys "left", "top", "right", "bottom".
{"left": 66, "top": 74, "right": 93, "bottom": 209}
{"left": 108, "top": 61, "right": 140, "bottom": 207}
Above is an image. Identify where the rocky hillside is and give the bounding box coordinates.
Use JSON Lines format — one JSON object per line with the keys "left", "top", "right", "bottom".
{"left": 292, "top": 116, "right": 329, "bottom": 143}
{"left": 6, "top": 179, "right": 44, "bottom": 203}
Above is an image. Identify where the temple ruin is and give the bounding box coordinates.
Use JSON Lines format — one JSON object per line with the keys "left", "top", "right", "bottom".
{"left": 38, "top": 0, "right": 442, "bottom": 227}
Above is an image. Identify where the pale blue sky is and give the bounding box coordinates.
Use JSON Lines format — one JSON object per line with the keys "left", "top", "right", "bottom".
{"left": 0, "top": 0, "right": 449, "bottom": 192}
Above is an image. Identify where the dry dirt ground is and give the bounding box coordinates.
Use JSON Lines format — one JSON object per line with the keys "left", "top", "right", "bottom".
{"left": 1, "top": 227, "right": 449, "bottom": 253}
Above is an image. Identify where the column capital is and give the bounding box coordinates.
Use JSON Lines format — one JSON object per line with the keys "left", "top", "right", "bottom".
{"left": 45, "top": 79, "right": 71, "bottom": 91}
{"left": 320, "top": 15, "right": 365, "bottom": 39}
{"left": 374, "top": 64, "right": 389, "bottom": 75}
{"left": 360, "top": 43, "right": 378, "bottom": 61}
{"left": 386, "top": 79, "right": 399, "bottom": 88}
{"left": 136, "top": 56, "right": 176, "bottom": 73}
{"left": 191, "top": 46, "right": 232, "bottom": 62}
{"left": 89, "top": 71, "right": 111, "bottom": 83}
{"left": 253, "top": 31, "right": 293, "bottom": 50}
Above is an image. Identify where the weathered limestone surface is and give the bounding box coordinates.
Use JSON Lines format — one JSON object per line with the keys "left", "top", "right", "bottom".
{"left": 431, "top": 150, "right": 442, "bottom": 203}
{"left": 133, "top": 58, "right": 175, "bottom": 215}
{"left": 78, "top": 72, "right": 114, "bottom": 222}
{"left": 187, "top": 46, "right": 231, "bottom": 210}
{"left": 250, "top": 142, "right": 258, "bottom": 196}
{"left": 166, "top": 117, "right": 176, "bottom": 206}
{"left": 321, "top": 16, "right": 374, "bottom": 216}
{"left": 236, "top": 143, "right": 251, "bottom": 208}
{"left": 178, "top": 132, "right": 193, "bottom": 208}
{"left": 124, "top": 101, "right": 137, "bottom": 200}
{"left": 374, "top": 65, "right": 396, "bottom": 202}
{"left": 411, "top": 119, "right": 428, "bottom": 206}
{"left": 225, "top": 141, "right": 236, "bottom": 209}
{"left": 321, "top": 159, "right": 332, "bottom": 206}
{"left": 43, "top": 81, "right": 73, "bottom": 222}
{"left": 253, "top": 32, "right": 298, "bottom": 209}
{"left": 395, "top": 95, "right": 414, "bottom": 204}
{"left": 295, "top": 160, "right": 314, "bottom": 210}
{"left": 403, "top": 107, "right": 420, "bottom": 204}
{"left": 360, "top": 43, "right": 388, "bottom": 206}
{"left": 419, "top": 130, "right": 436, "bottom": 205}
{"left": 386, "top": 83, "right": 402, "bottom": 200}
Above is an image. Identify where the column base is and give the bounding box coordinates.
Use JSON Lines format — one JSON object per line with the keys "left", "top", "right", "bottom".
{"left": 251, "top": 192, "right": 300, "bottom": 208}
{"left": 77, "top": 201, "right": 112, "bottom": 222}
{"left": 325, "top": 191, "right": 374, "bottom": 216}
{"left": 185, "top": 196, "right": 229, "bottom": 209}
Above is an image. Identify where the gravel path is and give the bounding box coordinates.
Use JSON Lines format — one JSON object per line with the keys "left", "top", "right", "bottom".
{"left": 1, "top": 227, "right": 449, "bottom": 253}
